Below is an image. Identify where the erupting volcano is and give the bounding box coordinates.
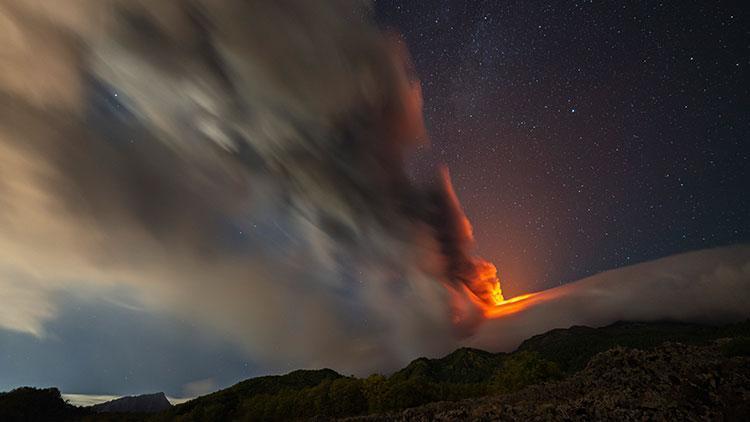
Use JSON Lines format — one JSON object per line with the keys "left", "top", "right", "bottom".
{"left": 465, "top": 259, "right": 505, "bottom": 306}
{"left": 460, "top": 256, "right": 541, "bottom": 319}
{"left": 1, "top": 3, "right": 747, "bottom": 416}
{"left": 434, "top": 169, "right": 541, "bottom": 322}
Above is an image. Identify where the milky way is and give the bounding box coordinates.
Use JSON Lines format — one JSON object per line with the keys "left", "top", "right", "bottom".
{"left": 375, "top": 1, "right": 749, "bottom": 294}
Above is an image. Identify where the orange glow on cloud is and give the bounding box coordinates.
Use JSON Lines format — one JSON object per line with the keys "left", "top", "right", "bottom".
{"left": 464, "top": 258, "right": 504, "bottom": 305}
{"left": 461, "top": 263, "right": 542, "bottom": 319}
{"left": 436, "top": 164, "right": 544, "bottom": 321}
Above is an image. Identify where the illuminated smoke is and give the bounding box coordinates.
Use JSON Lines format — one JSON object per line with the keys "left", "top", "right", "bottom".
{"left": 424, "top": 167, "right": 510, "bottom": 312}
{"left": 0, "top": 0, "right": 496, "bottom": 373}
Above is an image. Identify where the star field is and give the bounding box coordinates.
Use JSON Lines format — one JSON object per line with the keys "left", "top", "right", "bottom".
{"left": 375, "top": 1, "right": 749, "bottom": 294}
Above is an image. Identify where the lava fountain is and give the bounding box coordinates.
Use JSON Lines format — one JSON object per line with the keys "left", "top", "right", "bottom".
{"left": 461, "top": 258, "right": 541, "bottom": 319}
{"left": 434, "top": 169, "right": 541, "bottom": 321}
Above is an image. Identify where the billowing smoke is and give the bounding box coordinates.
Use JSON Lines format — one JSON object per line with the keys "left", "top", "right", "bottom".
{"left": 0, "top": 0, "right": 487, "bottom": 374}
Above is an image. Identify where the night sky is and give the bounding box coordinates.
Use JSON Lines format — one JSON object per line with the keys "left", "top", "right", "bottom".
{"left": 375, "top": 1, "right": 749, "bottom": 295}
{"left": 0, "top": 1, "right": 748, "bottom": 399}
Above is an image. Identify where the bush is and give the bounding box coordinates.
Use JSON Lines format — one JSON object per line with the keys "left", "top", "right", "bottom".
{"left": 0, "top": 387, "right": 87, "bottom": 422}
{"left": 491, "top": 351, "right": 562, "bottom": 392}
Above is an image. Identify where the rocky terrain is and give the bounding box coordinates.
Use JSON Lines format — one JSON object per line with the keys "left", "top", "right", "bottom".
{"left": 351, "top": 340, "right": 750, "bottom": 421}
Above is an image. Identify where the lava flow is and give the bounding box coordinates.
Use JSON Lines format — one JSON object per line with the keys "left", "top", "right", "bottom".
{"left": 462, "top": 258, "right": 540, "bottom": 319}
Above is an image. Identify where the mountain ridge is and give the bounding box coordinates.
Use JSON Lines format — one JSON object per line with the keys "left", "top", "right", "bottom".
{"left": 1, "top": 320, "right": 748, "bottom": 421}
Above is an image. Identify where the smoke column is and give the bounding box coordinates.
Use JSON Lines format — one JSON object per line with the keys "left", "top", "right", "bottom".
{"left": 0, "top": 0, "right": 497, "bottom": 374}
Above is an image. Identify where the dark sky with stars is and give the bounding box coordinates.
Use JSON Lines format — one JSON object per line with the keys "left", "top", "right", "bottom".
{"left": 375, "top": 1, "right": 749, "bottom": 295}
{"left": 0, "top": 1, "right": 747, "bottom": 398}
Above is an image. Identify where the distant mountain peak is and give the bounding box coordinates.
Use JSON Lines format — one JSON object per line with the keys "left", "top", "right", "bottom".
{"left": 91, "top": 391, "right": 172, "bottom": 413}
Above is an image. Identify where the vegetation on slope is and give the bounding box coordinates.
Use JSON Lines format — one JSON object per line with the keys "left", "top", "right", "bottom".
{"left": 0, "top": 387, "right": 88, "bottom": 422}
{"left": 3, "top": 320, "right": 749, "bottom": 421}
{"left": 153, "top": 320, "right": 749, "bottom": 421}
{"left": 517, "top": 320, "right": 750, "bottom": 372}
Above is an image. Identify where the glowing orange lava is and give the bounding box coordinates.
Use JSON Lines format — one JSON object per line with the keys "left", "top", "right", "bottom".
{"left": 436, "top": 167, "right": 539, "bottom": 320}
{"left": 462, "top": 258, "right": 540, "bottom": 319}
{"left": 464, "top": 258, "right": 505, "bottom": 305}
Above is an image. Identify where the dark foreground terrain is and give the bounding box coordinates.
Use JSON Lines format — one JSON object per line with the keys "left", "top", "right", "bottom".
{"left": 351, "top": 341, "right": 750, "bottom": 421}
{"left": 2, "top": 321, "right": 749, "bottom": 421}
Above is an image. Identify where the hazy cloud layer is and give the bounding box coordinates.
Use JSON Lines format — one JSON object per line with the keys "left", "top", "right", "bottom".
{"left": 0, "top": 294, "right": 258, "bottom": 397}
{"left": 470, "top": 244, "right": 750, "bottom": 352}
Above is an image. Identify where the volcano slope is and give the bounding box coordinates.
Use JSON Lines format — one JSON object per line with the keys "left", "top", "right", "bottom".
{"left": 351, "top": 337, "right": 750, "bottom": 421}
{"left": 2, "top": 321, "right": 748, "bottom": 421}
{"left": 155, "top": 321, "right": 750, "bottom": 421}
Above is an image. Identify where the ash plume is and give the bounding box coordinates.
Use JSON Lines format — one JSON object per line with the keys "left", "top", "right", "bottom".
{"left": 0, "top": 0, "right": 483, "bottom": 373}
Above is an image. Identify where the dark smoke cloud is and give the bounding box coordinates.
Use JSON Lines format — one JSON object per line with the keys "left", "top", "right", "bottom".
{"left": 0, "top": 0, "right": 479, "bottom": 374}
